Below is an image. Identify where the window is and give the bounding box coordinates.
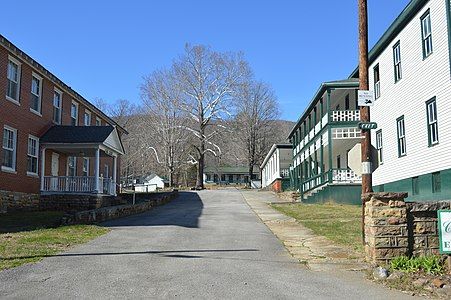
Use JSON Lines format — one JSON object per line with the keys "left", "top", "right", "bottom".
{"left": 397, "top": 116, "right": 406, "bottom": 157}
{"left": 82, "top": 158, "right": 89, "bottom": 176}
{"left": 426, "top": 98, "right": 439, "bottom": 146}
{"left": 67, "top": 157, "right": 77, "bottom": 176}
{"left": 27, "top": 136, "right": 39, "bottom": 175}
{"left": 376, "top": 129, "right": 383, "bottom": 164}
{"left": 53, "top": 89, "right": 62, "bottom": 124}
{"left": 421, "top": 11, "right": 433, "bottom": 58}
{"left": 95, "top": 117, "right": 101, "bottom": 126}
{"left": 336, "top": 155, "right": 341, "bottom": 169}
{"left": 6, "top": 57, "right": 21, "bottom": 102}
{"left": 393, "top": 42, "right": 402, "bottom": 82}
{"left": 345, "top": 95, "right": 350, "bottom": 110}
{"left": 30, "top": 74, "right": 42, "bottom": 113}
{"left": 71, "top": 102, "right": 78, "bottom": 125}
{"left": 432, "top": 172, "right": 441, "bottom": 193}
{"left": 374, "top": 64, "right": 380, "bottom": 99}
{"left": 412, "top": 177, "right": 419, "bottom": 195}
{"left": 83, "top": 110, "right": 91, "bottom": 126}
{"left": 2, "top": 126, "right": 17, "bottom": 171}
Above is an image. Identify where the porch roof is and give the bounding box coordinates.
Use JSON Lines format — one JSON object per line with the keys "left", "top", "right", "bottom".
{"left": 40, "top": 125, "right": 125, "bottom": 156}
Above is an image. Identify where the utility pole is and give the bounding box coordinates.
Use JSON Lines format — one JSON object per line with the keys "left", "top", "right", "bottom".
{"left": 359, "top": 0, "right": 373, "bottom": 244}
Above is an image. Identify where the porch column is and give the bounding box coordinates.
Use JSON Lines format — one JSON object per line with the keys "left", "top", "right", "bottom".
{"left": 40, "top": 147, "right": 46, "bottom": 191}
{"left": 94, "top": 148, "right": 100, "bottom": 193}
{"left": 113, "top": 155, "right": 117, "bottom": 196}
{"left": 327, "top": 89, "right": 333, "bottom": 183}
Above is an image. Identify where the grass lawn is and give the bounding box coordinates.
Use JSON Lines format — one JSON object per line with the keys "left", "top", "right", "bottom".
{"left": 271, "top": 202, "right": 363, "bottom": 252}
{"left": 0, "top": 211, "right": 109, "bottom": 271}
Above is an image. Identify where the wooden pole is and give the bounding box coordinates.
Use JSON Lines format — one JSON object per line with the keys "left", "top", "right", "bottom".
{"left": 359, "top": 0, "right": 373, "bottom": 244}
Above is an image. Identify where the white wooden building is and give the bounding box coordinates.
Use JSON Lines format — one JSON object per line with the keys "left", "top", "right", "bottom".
{"left": 260, "top": 144, "right": 292, "bottom": 192}
{"left": 349, "top": 0, "right": 451, "bottom": 201}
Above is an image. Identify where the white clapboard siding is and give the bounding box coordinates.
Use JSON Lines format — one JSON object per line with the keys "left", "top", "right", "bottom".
{"left": 369, "top": 0, "right": 451, "bottom": 185}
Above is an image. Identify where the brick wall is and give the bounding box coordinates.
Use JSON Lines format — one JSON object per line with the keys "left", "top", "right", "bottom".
{"left": 0, "top": 44, "right": 122, "bottom": 195}
{"left": 364, "top": 192, "right": 451, "bottom": 263}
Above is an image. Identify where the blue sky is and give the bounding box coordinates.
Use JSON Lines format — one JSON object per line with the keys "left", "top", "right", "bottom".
{"left": 1, "top": 0, "right": 410, "bottom": 121}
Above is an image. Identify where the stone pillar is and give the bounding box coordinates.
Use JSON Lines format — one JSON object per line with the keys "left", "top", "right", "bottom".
{"left": 363, "top": 192, "right": 409, "bottom": 263}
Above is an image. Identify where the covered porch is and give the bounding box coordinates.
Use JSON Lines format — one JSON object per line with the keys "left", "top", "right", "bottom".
{"left": 39, "top": 126, "right": 125, "bottom": 196}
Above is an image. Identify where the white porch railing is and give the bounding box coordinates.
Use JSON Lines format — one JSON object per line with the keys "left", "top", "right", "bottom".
{"left": 280, "top": 168, "right": 290, "bottom": 178}
{"left": 332, "top": 169, "right": 362, "bottom": 184}
{"left": 42, "top": 176, "right": 116, "bottom": 195}
{"left": 332, "top": 110, "right": 361, "bottom": 122}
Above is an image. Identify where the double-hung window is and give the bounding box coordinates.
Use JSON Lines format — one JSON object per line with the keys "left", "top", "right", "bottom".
{"left": 6, "top": 57, "right": 21, "bottom": 103}
{"left": 30, "top": 73, "right": 42, "bottom": 114}
{"left": 397, "top": 116, "right": 406, "bottom": 157}
{"left": 393, "top": 42, "right": 402, "bottom": 82}
{"left": 84, "top": 110, "right": 91, "bottom": 126}
{"left": 374, "top": 64, "right": 380, "bottom": 99}
{"left": 2, "top": 126, "right": 17, "bottom": 172}
{"left": 53, "top": 89, "right": 62, "bottom": 124}
{"left": 421, "top": 11, "right": 433, "bottom": 58}
{"left": 95, "top": 117, "right": 101, "bottom": 126}
{"left": 376, "top": 129, "right": 383, "bottom": 164}
{"left": 27, "top": 135, "right": 39, "bottom": 175}
{"left": 426, "top": 98, "right": 438, "bottom": 146}
{"left": 71, "top": 102, "right": 78, "bottom": 125}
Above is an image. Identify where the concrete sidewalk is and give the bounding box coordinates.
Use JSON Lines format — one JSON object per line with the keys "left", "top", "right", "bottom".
{"left": 240, "top": 190, "right": 368, "bottom": 273}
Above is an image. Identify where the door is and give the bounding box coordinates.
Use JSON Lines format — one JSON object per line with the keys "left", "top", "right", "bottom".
{"left": 51, "top": 153, "right": 59, "bottom": 190}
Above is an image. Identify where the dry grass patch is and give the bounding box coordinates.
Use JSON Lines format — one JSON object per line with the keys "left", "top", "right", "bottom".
{"left": 0, "top": 211, "right": 108, "bottom": 271}
{"left": 271, "top": 202, "right": 363, "bottom": 252}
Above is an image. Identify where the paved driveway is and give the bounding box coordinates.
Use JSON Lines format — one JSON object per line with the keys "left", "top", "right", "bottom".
{"left": 0, "top": 190, "right": 413, "bottom": 299}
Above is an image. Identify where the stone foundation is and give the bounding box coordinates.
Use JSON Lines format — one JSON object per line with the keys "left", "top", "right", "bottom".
{"left": 364, "top": 192, "right": 451, "bottom": 263}
{"left": 0, "top": 190, "right": 40, "bottom": 213}
{"left": 40, "top": 194, "right": 125, "bottom": 212}
{"left": 62, "top": 191, "right": 179, "bottom": 225}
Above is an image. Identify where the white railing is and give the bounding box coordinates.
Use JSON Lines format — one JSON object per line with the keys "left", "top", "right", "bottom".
{"left": 332, "top": 110, "right": 361, "bottom": 122}
{"left": 280, "top": 168, "right": 290, "bottom": 178}
{"left": 42, "top": 176, "right": 115, "bottom": 195}
{"left": 332, "top": 169, "right": 362, "bottom": 184}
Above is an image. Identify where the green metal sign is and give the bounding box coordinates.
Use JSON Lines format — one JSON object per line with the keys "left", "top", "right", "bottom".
{"left": 438, "top": 210, "right": 451, "bottom": 254}
{"left": 358, "top": 122, "right": 378, "bottom": 130}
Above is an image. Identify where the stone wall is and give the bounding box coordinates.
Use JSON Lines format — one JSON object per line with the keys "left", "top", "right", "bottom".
{"left": 40, "top": 194, "right": 125, "bottom": 212}
{"left": 0, "top": 190, "right": 40, "bottom": 213}
{"left": 61, "top": 191, "right": 178, "bottom": 225}
{"left": 364, "top": 192, "right": 451, "bottom": 263}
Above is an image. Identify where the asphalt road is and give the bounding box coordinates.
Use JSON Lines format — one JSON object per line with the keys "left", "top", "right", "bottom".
{"left": 0, "top": 189, "right": 413, "bottom": 299}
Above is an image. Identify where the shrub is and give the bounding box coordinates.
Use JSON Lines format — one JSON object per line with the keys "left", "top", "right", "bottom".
{"left": 390, "top": 255, "right": 445, "bottom": 275}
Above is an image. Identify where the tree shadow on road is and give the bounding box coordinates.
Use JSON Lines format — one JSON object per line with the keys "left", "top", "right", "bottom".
{"left": 102, "top": 192, "right": 204, "bottom": 228}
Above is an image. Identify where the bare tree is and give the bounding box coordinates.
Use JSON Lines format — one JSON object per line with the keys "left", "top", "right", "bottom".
{"left": 233, "top": 80, "right": 280, "bottom": 186}
{"left": 140, "top": 69, "right": 188, "bottom": 186}
{"left": 173, "top": 44, "right": 250, "bottom": 188}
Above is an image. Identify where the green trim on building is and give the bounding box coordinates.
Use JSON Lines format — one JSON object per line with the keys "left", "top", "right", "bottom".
{"left": 302, "top": 185, "right": 362, "bottom": 205}
{"left": 446, "top": 0, "right": 451, "bottom": 78}
{"left": 374, "top": 168, "right": 451, "bottom": 202}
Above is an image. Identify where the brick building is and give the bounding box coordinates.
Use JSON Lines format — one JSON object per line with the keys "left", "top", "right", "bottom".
{"left": 0, "top": 34, "right": 127, "bottom": 212}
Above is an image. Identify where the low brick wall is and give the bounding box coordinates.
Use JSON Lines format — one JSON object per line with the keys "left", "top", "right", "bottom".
{"left": 61, "top": 191, "right": 179, "bottom": 225}
{"left": 364, "top": 192, "right": 451, "bottom": 263}
{"left": 0, "top": 190, "right": 40, "bottom": 213}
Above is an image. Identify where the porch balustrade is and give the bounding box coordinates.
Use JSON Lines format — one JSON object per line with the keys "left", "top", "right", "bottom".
{"left": 42, "top": 176, "right": 116, "bottom": 195}
{"left": 331, "top": 110, "right": 360, "bottom": 122}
